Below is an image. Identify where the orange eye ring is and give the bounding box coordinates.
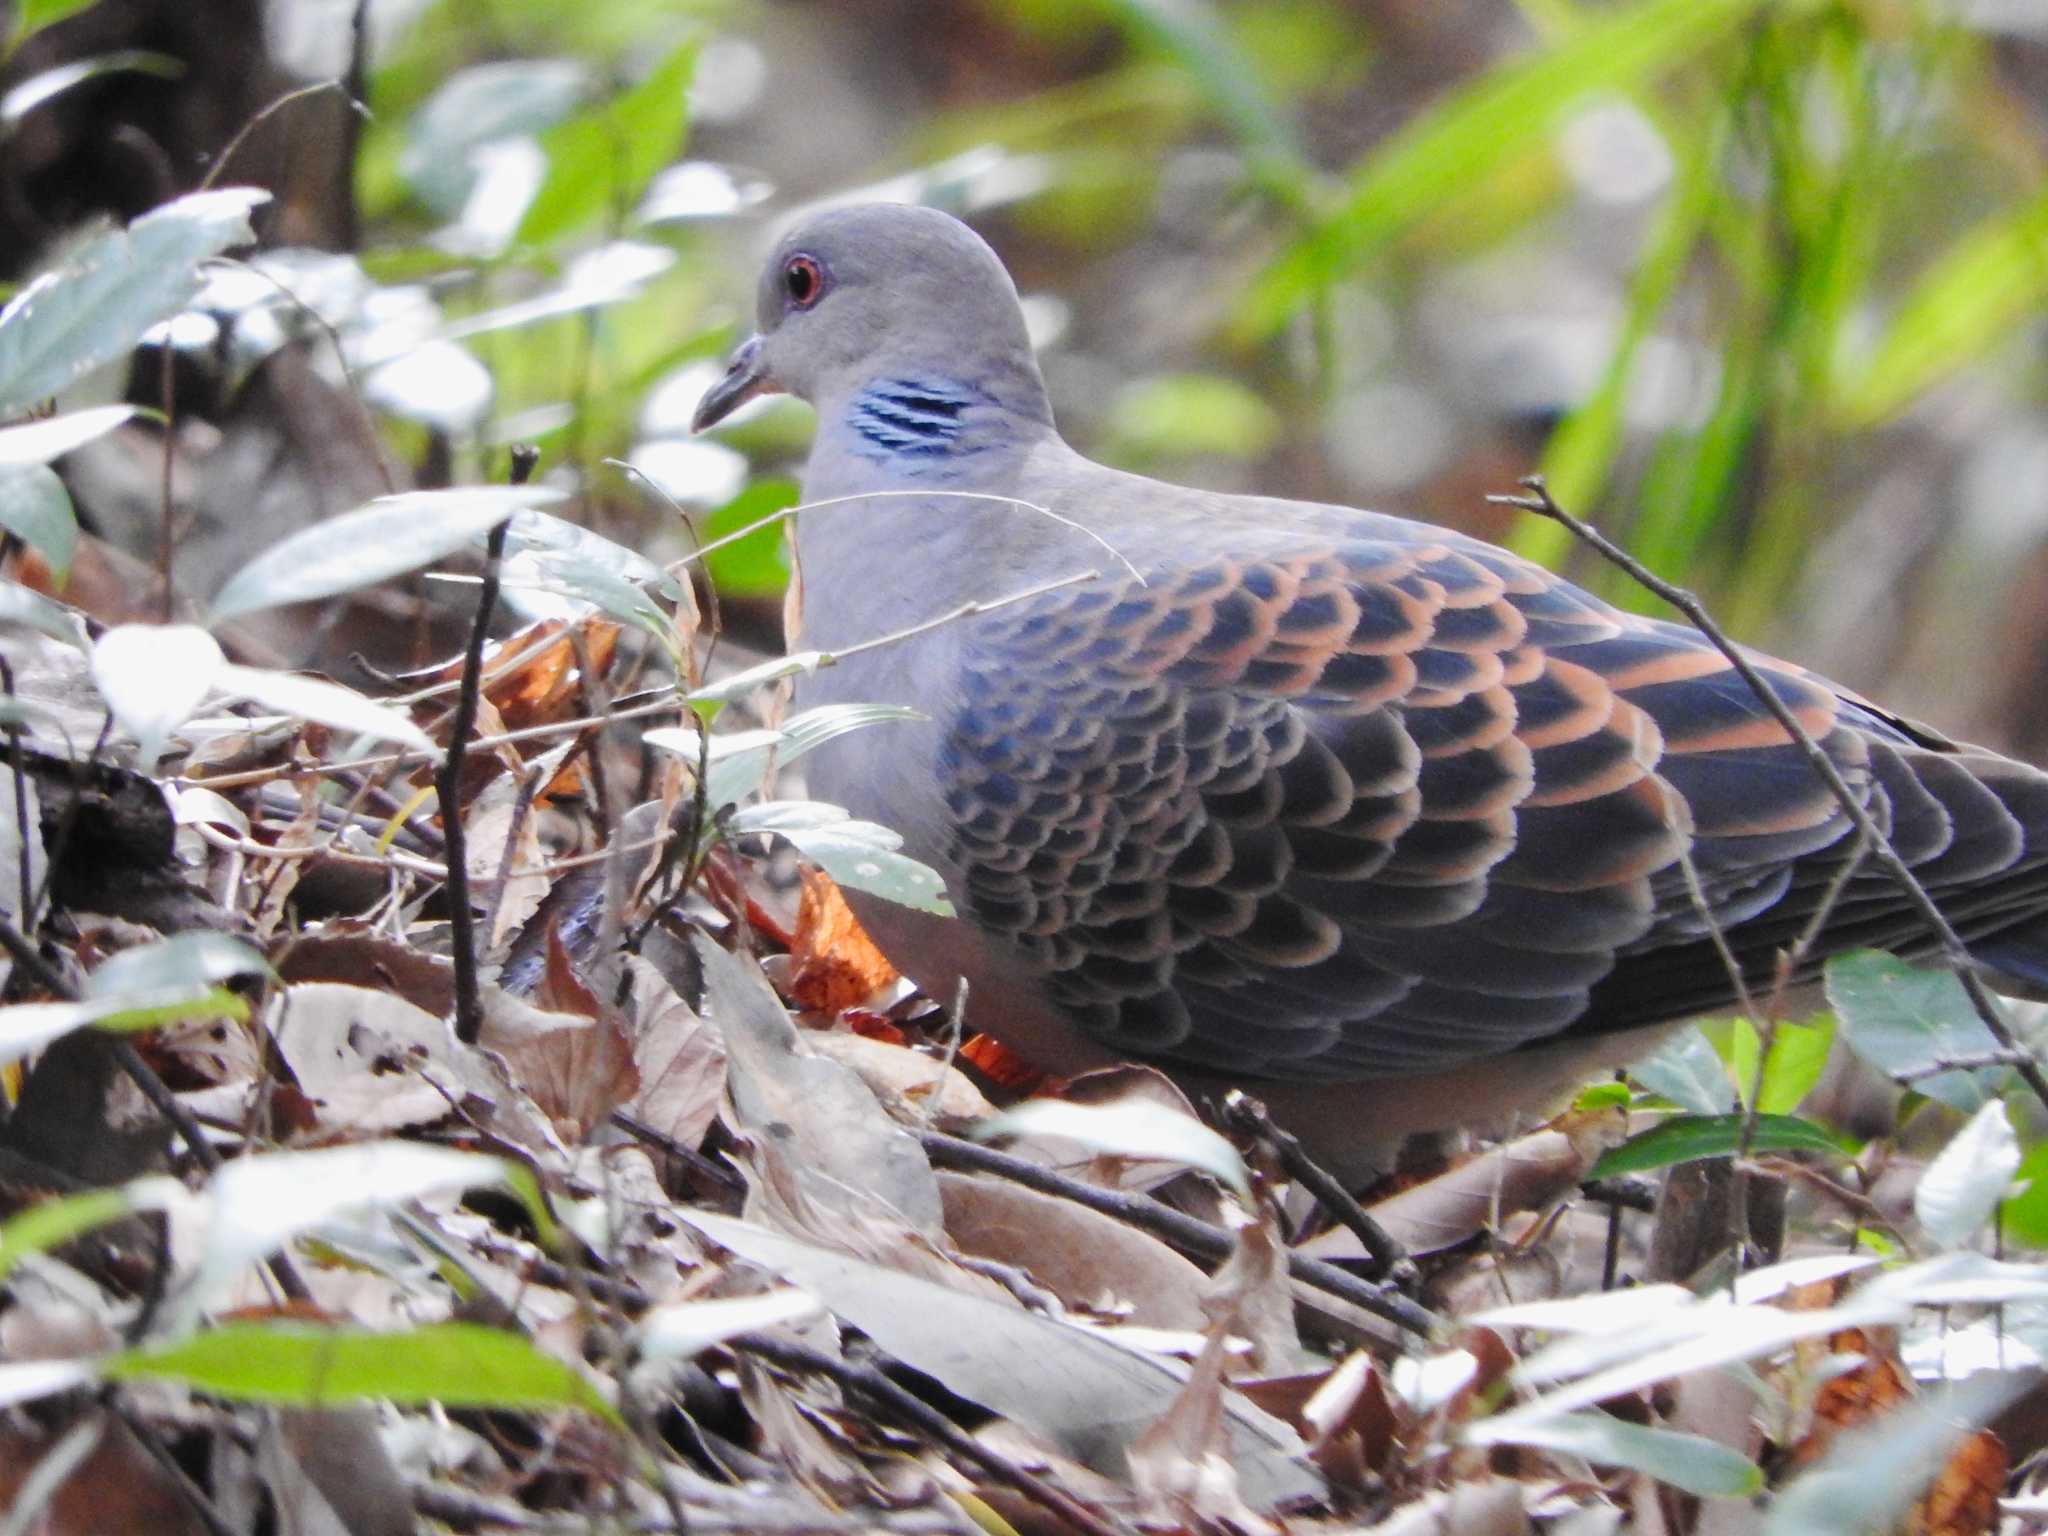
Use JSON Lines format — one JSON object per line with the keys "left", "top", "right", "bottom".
{"left": 784, "top": 254, "right": 824, "bottom": 309}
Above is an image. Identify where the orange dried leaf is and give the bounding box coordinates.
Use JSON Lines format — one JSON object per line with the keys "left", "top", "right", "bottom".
{"left": 788, "top": 866, "right": 898, "bottom": 1014}
{"left": 1793, "top": 1325, "right": 1913, "bottom": 1466}
{"left": 1909, "top": 1427, "right": 2007, "bottom": 1536}
{"left": 960, "top": 1032, "right": 1052, "bottom": 1093}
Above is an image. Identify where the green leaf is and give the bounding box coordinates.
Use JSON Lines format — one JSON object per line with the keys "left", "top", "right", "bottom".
{"left": 1914, "top": 1101, "right": 2020, "bottom": 1250}
{"left": 0, "top": 463, "right": 75, "bottom": 580}
{"left": 657, "top": 702, "right": 925, "bottom": 813}
{"left": 0, "top": 576, "right": 84, "bottom": 647}
{"left": 1756, "top": 1016, "right": 1834, "bottom": 1116}
{"left": 104, "top": 1321, "right": 621, "bottom": 1423}
{"left": 1518, "top": 101, "right": 1721, "bottom": 565}
{"left": 1467, "top": 1409, "right": 1761, "bottom": 1498}
{"left": 0, "top": 404, "right": 137, "bottom": 467}
{"left": 1092, "top": 0, "right": 1311, "bottom": 198}
{"left": 973, "top": 1097, "right": 1252, "bottom": 1199}
{"left": 1837, "top": 187, "right": 2048, "bottom": 427}
{"left": 93, "top": 987, "right": 246, "bottom": 1033}
{"left": 2001, "top": 1141, "right": 2048, "bottom": 1250}
{"left": 0, "top": 188, "right": 268, "bottom": 416}
{"left": 216, "top": 663, "right": 432, "bottom": 751}
{"left": 399, "top": 58, "right": 589, "bottom": 217}
{"left": 697, "top": 477, "right": 797, "bottom": 598}
{"left": 517, "top": 40, "right": 696, "bottom": 246}
{"left": 90, "top": 621, "right": 223, "bottom": 760}
{"left": 730, "top": 800, "right": 954, "bottom": 915}
{"left": 0, "top": 1186, "right": 154, "bottom": 1284}
{"left": 0, "top": 50, "right": 184, "bottom": 129}
{"left": 1589, "top": 1112, "right": 1844, "bottom": 1178}
{"left": 8, "top": 0, "right": 101, "bottom": 51}
{"left": 1630, "top": 1026, "right": 1735, "bottom": 1115}
{"left": 85, "top": 931, "right": 271, "bottom": 999}
{"left": 209, "top": 486, "right": 567, "bottom": 623}
{"left": 0, "top": 987, "right": 240, "bottom": 1068}
{"left": 1825, "top": 950, "right": 2006, "bottom": 1113}
{"left": 1237, "top": 0, "right": 1781, "bottom": 337}
{"left": 1104, "top": 373, "right": 1282, "bottom": 464}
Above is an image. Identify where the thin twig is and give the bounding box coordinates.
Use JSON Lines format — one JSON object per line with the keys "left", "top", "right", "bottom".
{"left": 920, "top": 1129, "right": 1436, "bottom": 1335}
{"left": 1219, "top": 1091, "right": 1410, "bottom": 1283}
{"left": 197, "top": 79, "right": 351, "bottom": 193}
{"left": 1491, "top": 476, "right": 2048, "bottom": 1116}
{"left": 106, "top": 1397, "right": 241, "bottom": 1536}
{"left": 607, "top": 465, "right": 1147, "bottom": 585}
{"left": 0, "top": 659, "right": 31, "bottom": 924}
{"left": 732, "top": 1332, "right": 1128, "bottom": 1536}
{"left": 446, "top": 446, "right": 536, "bottom": 1043}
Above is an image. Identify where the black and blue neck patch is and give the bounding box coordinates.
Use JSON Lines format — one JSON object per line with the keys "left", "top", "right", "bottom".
{"left": 847, "top": 375, "right": 982, "bottom": 459}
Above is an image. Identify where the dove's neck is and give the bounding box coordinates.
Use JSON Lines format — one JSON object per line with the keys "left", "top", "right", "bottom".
{"left": 793, "top": 374, "right": 1108, "bottom": 661}
{"left": 808, "top": 350, "right": 1053, "bottom": 481}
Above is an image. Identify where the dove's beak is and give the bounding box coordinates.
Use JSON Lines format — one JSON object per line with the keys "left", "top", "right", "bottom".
{"left": 692, "top": 335, "right": 776, "bottom": 432}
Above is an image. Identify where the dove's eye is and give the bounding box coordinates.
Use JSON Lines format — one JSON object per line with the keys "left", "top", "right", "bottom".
{"left": 783, "top": 254, "right": 824, "bottom": 309}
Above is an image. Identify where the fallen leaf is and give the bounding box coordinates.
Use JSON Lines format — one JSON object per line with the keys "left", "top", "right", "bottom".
{"left": 787, "top": 865, "right": 898, "bottom": 1014}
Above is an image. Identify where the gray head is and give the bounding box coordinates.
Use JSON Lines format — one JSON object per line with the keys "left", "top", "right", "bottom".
{"left": 692, "top": 203, "right": 1049, "bottom": 431}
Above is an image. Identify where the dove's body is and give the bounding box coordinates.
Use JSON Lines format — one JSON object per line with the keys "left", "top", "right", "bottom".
{"left": 697, "top": 205, "right": 2048, "bottom": 1162}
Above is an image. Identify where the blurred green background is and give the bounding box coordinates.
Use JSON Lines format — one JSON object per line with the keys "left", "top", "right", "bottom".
{"left": 5, "top": 0, "right": 2047, "bottom": 749}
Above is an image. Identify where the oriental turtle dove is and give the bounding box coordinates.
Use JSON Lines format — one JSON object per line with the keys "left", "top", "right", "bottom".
{"left": 694, "top": 204, "right": 2048, "bottom": 1161}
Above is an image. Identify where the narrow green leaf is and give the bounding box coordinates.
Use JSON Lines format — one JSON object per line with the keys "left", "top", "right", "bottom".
{"left": 517, "top": 41, "right": 695, "bottom": 246}
{"left": 0, "top": 404, "right": 137, "bottom": 467}
{"left": 1237, "top": 0, "right": 1781, "bottom": 337}
{"left": 104, "top": 1321, "right": 622, "bottom": 1423}
{"left": 8, "top": 0, "right": 100, "bottom": 51}
{"left": 1838, "top": 187, "right": 2048, "bottom": 427}
{"left": 0, "top": 1188, "right": 141, "bottom": 1283}
{"left": 0, "top": 50, "right": 184, "bottom": 128}
{"left": 85, "top": 931, "right": 271, "bottom": 999}
{"left": 973, "top": 1097, "right": 1251, "bottom": 1199}
{"left": 1468, "top": 1409, "right": 1761, "bottom": 1498}
{"left": 214, "top": 663, "right": 434, "bottom": 751}
{"left": 1091, "top": 0, "right": 1312, "bottom": 198}
{"left": 209, "top": 487, "right": 566, "bottom": 623}
{"left": 0, "top": 577, "right": 84, "bottom": 647}
{"left": 1589, "top": 1112, "right": 1844, "bottom": 1178}
{"left": 1517, "top": 102, "right": 1721, "bottom": 565}
{"left": 0, "top": 986, "right": 238, "bottom": 1067}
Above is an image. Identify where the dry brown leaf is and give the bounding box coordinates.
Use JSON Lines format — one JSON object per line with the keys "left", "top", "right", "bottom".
{"left": 806, "top": 1030, "right": 993, "bottom": 1129}
{"left": 275, "top": 931, "right": 458, "bottom": 1015}
{"left": 787, "top": 865, "right": 898, "bottom": 1014}
{"left": 619, "top": 955, "right": 727, "bottom": 1153}
{"left": 1908, "top": 1426, "right": 2007, "bottom": 1536}
{"left": 1792, "top": 1324, "right": 1914, "bottom": 1466}
{"left": 0, "top": 1417, "right": 211, "bottom": 1536}
{"left": 1126, "top": 1320, "right": 1279, "bottom": 1534}
{"left": 1782, "top": 1285, "right": 2006, "bottom": 1536}
{"left": 1310, "top": 1126, "right": 1599, "bottom": 1260}
{"left": 486, "top": 923, "right": 640, "bottom": 1144}
{"left": 1202, "top": 1203, "right": 1303, "bottom": 1377}
{"left": 936, "top": 1169, "right": 1210, "bottom": 1329}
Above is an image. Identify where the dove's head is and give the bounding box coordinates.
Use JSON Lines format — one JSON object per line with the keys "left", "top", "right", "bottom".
{"left": 692, "top": 203, "right": 1046, "bottom": 431}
